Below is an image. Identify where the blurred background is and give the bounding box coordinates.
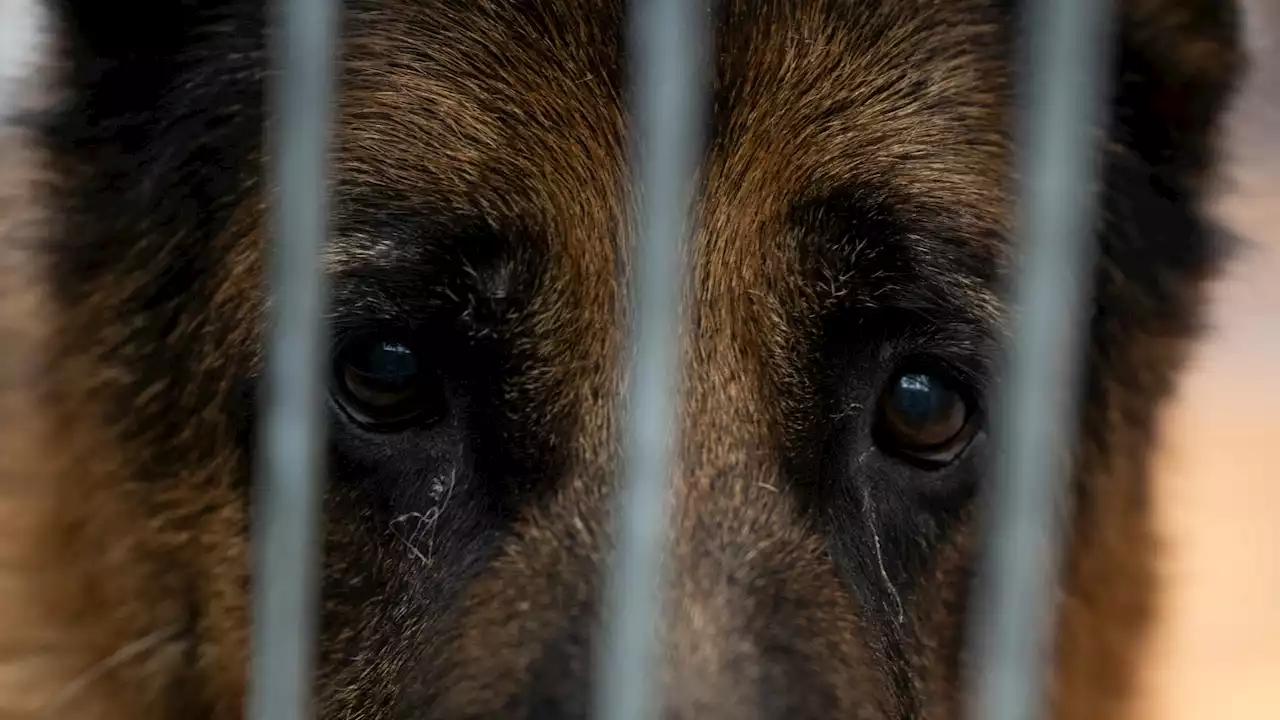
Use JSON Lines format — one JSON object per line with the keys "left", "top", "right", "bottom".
{"left": 1139, "top": 0, "right": 1279, "bottom": 717}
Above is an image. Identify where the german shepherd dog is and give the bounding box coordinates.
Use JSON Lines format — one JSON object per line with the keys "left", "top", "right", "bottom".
{"left": 0, "top": 1, "right": 1243, "bottom": 718}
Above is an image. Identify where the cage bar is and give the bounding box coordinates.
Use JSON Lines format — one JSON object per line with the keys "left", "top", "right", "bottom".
{"left": 247, "top": 1, "right": 340, "bottom": 719}
{"left": 593, "top": 2, "right": 710, "bottom": 720}
{"left": 965, "top": 1, "right": 1117, "bottom": 720}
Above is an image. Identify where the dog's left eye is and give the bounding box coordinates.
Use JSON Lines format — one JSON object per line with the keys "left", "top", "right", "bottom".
{"left": 331, "top": 331, "right": 448, "bottom": 431}
{"left": 873, "top": 365, "right": 977, "bottom": 466}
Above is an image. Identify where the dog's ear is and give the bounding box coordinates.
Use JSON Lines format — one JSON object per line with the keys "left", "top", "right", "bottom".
{"left": 43, "top": 0, "right": 266, "bottom": 290}
{"left": 51, "top": 0, "right": 232, "bottom": 62}
{"left": 47, "top": 0, "right": 264, "bottom": 117}
{"left": 45, "top": 0, "right": 265, "bottom": 145}
{"left": 1113, "top": 0, "right": 1245, "bottom": 187}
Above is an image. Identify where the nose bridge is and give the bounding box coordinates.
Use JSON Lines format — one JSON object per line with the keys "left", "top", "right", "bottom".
{"left": 669, "top": 149, "right": 803, "bottom": 547}
{"left": 650, "top": 191, "right": 804, "bottom": 716}
{"left": 669, "top": 294, "right": 789, "bottom": 576}
{"left": 427, "top": 204, "right": 879, "bottom": 719}
{"left": 659, "top": 390, "right": 787, "bottom": 719}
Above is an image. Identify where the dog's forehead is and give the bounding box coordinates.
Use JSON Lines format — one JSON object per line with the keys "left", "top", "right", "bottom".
{"left": 327, "top": 0, "right": 1015, "bottom": 295}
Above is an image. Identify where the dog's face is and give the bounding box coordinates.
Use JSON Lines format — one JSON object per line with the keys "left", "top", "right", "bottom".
{"left": 0, "top": 0, "right": 1243, "bottom": 718}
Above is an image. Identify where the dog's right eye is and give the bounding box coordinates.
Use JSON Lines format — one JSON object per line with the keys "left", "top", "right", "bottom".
{"left": 331, "top": 331, "right": 448, "bottom": 431}
{"left": 872, "top": 361, "right": 979, "bottom": 468}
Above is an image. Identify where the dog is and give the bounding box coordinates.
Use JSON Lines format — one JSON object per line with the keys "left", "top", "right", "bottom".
{"left": 0, "top": 0, "right": 1244, "bottom": 718}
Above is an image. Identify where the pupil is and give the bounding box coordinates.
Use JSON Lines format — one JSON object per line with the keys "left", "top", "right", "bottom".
{"left": 893, "top": 373, "right": 953, "bottom": 429}
{"left": 352, "top": 341, "right": 418, "bottom": 392}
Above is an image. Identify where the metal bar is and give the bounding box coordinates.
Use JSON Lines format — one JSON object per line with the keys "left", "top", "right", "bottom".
{"left": 966, "top": 1, "right": 1117, "bottom": 719}
{"left": 594, "top": 2, "right": 710, "bottom": 720}
{"left": 248, "top": 0, "right": 341, "bottom": 719}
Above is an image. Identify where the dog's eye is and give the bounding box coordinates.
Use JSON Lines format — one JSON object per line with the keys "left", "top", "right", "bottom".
{"left": 331, "top": 332, "right": 447, "bottom": 431}
{"left": 874, "top": 365, "right": 976, "bottom": 466}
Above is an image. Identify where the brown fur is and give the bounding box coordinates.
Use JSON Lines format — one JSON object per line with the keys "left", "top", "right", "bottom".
{"left": 0, "top": 1, "right": 1244, "bottom": 718}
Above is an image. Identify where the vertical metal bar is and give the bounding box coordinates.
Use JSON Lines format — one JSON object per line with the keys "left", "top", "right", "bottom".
{"left": 594, "top": 2, "right": 709, "bottom": 720}
{"left": 248, "top": 0, "right": 340, "bottom": 719}
{"left": 966, "top": 1, "right": 1116, "bottom": 720}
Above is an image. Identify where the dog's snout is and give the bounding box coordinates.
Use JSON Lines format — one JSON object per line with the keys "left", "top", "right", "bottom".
{"left": 419, "top": 464, "right": 888, "bottom": 720}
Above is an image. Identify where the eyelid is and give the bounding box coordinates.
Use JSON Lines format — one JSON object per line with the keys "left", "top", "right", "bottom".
{"left": 879, "top": 321, "right": 997, "bottom": 394}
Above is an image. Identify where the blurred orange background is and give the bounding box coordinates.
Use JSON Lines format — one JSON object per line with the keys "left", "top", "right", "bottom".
{"left": 1139, "top": 0, "right": 1279, "bottom": 717}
